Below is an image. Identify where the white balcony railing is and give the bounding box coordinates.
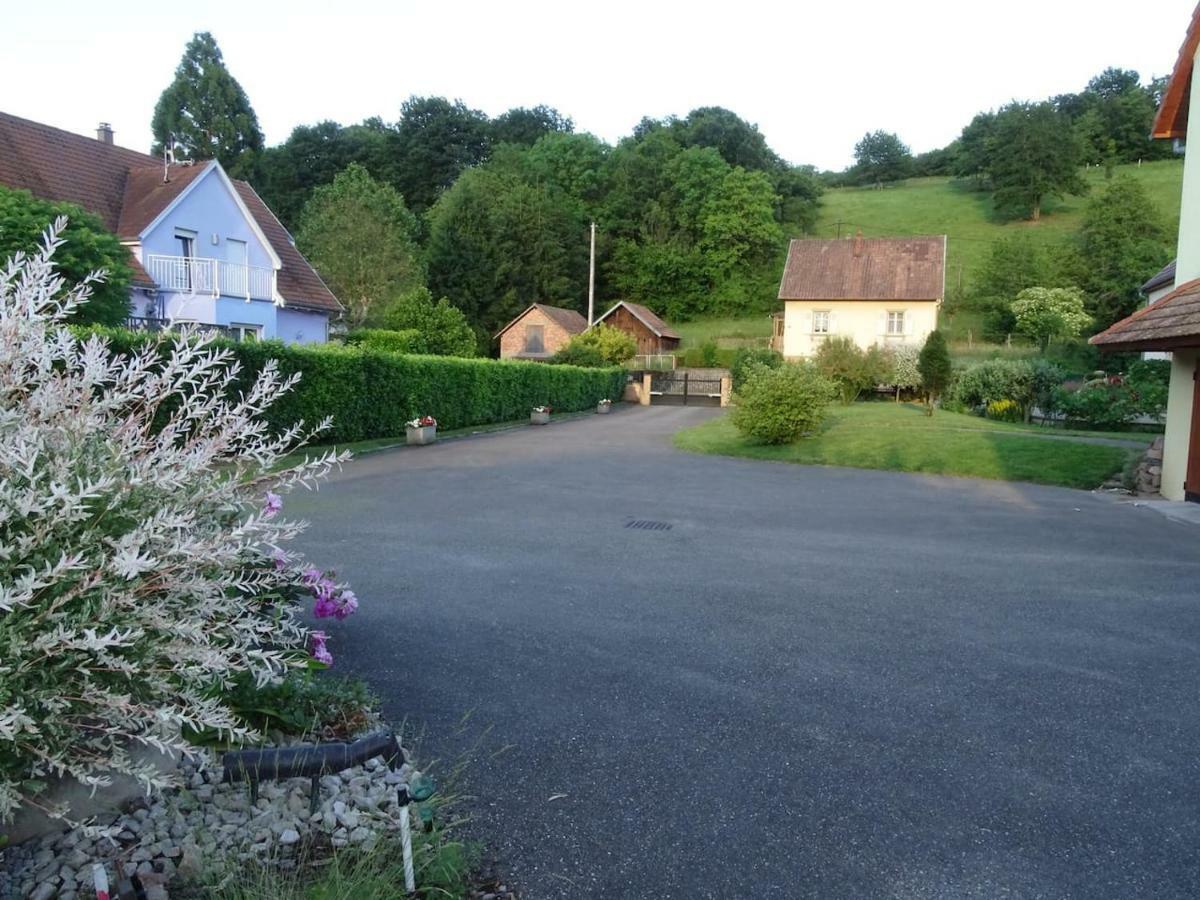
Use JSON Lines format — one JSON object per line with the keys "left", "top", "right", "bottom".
{"left": 145, "top": 254, "right": 275, "bottom": 302}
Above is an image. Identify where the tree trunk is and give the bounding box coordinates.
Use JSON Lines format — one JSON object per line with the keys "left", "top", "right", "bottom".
{"left": 1030, "top": 200, "right": 1041, "bottom": 222}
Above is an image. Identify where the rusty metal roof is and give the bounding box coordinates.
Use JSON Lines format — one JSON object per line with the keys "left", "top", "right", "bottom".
{"left": 778, "top": 235, "right": 946, "bottom": 302}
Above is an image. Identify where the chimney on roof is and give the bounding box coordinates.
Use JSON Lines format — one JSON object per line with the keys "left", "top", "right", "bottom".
{"left": 852, "top": 229, "right": 865, "bottom": 257}
{"left": 96, "top": 122, "right": 114, "bottom": 145}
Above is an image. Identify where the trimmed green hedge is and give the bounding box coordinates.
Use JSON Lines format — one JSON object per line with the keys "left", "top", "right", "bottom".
{"left": 76, "top": 328, "right": 626, "bottom": 443}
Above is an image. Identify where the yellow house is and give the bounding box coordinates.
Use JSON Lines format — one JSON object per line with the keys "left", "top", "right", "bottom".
{"left": 772, "top": 234, "right": 946, "bottom": 359}
{"left": 1091, "top": 4, "right": 1200, "bottom": 503}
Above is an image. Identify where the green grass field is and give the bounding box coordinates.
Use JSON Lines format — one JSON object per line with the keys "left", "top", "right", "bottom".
{"left": 674, "top": 402, "right": 1148, "bottom": 490}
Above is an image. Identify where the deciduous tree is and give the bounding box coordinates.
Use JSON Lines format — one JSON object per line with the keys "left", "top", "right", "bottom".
{"left": 0, "top": 187, "right": 131, "bottom": 325}
{"left": 987, "top": 101, "right": 1086, "bottom": 221}
{"left": 852, "top": 130, "right": 913, "bottom": 187}
{"left": 296, "top": 164, "right": 422, "bottom": 327}
{"left": 1012, "top": 286, "right": 1092, "bottom": 352}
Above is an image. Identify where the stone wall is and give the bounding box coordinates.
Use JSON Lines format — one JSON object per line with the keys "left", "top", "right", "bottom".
{"left": 1133, "top": 436, "right": 1165, "bottom": 495}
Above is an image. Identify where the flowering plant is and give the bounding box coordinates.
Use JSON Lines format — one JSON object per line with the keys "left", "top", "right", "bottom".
{"left": 406, "top": 415, "right": 437, "bottom": 428}
{"left": 532, "top": 405, "right": 552, "bottom": 414}
{"left": 0, "top": 221, "right": 356, "bottom": 824}
{"left": 598, "top": 398, "right": 612, "bottom": 404}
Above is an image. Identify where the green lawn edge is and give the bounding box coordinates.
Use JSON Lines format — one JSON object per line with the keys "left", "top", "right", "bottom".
{"left": 673, "top": 403, "right": 1143, "bottom": 490}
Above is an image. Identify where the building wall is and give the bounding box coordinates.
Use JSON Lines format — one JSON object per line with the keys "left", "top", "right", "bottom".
{"left": 498, "top": 307, "right": 578, "bottom": 358}
{"left": 214, "top": 296, "right": 278, "bottom": 338}
{"left": 781, "top": 300, "right": 939, "bottom": 359}
{"left": 1161, "top": 348, "right": 1197, "bottom": 501}
{"left": 1143, "top": 282, "right": 1174, "bottom": 361}
{"left": 277, "top": 307, "right": 330, "bottom": 344}
{"left": 1157, "top": 40, "right": 1200, "bottom": 499}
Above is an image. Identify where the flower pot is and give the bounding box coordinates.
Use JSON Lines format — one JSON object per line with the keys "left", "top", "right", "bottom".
{"left": 596, "top": 402, "right": 612, "bottom": 414}
{"left": 406, "top": 424, "right": 437, "bottom": 445}
{"left": 530, "top": 410, "right": 550, "bottom": 425}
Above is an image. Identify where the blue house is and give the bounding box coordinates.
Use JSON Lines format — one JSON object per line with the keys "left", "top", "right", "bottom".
{"left": 0, "top": 112, "right": 341, "bottom": 341}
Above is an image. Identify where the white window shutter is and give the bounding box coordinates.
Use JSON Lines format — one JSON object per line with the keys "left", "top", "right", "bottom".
{"left": 877, "top": 311, "right": 887, "bottom": 336}
{"left": 801, "top": 309, "right": 813, "bottom": 333}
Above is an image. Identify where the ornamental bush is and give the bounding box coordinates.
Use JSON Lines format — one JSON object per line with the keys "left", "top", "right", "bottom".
{"left": 730, "top": 363, "right": 836, "bottom": 444}
{"left": 344, "top": 328, "right": 424, "bottom": 354}
{"left": 730, "top": 346, "right": 782, "bottom": 389}
{"left": 76, "top": 330, "right": 626, "bottom": 443}
{"left": 814, "top": 336, "right": 890, "bottom": 404}
{"left": 0, "top": 222, "right": 357, "bottom": 825}
{"left": 985, "top": 398, "right": 1023, "bottom": 422}
{"left": 556, "top": 323, "right": 637, "bottom": 365}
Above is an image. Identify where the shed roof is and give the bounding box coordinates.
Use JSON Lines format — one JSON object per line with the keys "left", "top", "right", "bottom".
{"left": 1142, "top": 259, "right": 1177, "bottom": 294}
{"left": 0, "top": 110, "right": 340, "bottom": 313}
{"left": 595, "top": 301, "right": 680, "bottom": 339}
{"left": 493, "top": 303, "right": 588, "bottom": 339}
{"left": 1091, "top": 278, "right": 1200, "bottom": 350}
{"left": 778, "top": 235, "right": 946, "bottom": 301}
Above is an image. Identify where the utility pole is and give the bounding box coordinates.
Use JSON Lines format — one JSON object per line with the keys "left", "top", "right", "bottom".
{"left": 587, "top": 221, "right": 596, "bottom": 326}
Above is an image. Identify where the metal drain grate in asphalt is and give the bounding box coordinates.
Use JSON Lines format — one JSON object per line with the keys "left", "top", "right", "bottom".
{"left": 625, "top": 519, "right": 672, "bottom": 531}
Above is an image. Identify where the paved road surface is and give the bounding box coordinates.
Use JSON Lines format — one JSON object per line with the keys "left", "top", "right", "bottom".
{"left": 289, "top": 405, "right": 1200, "bottom": 899}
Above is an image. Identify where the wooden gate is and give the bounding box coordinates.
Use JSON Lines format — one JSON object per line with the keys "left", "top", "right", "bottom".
{"left": 649, "top": 371, "right": 722, "bottom": 406}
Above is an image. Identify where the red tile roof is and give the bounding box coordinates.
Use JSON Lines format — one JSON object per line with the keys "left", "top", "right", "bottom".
{"left": 1090, "top": 278, "right": 1200, "bottom": 351}
{"left": 595, "top": 301, "right": 680, "bottom": 339}
{"left": 778, "top": 235, "right": 946, "bottom": 302}
{"left": 493, "top": 303, "right": 588, "bottom": 339}
{"left": 0, "top": 110, "right": 340, "bottom": 314}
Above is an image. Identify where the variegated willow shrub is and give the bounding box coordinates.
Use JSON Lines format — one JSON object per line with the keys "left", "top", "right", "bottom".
{"left": 0, "top": 221, "right": 358, "bottom": 824}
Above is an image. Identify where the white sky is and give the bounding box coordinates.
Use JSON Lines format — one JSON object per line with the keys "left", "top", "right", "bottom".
{"left": 1, "top": 0, "right": 1194, "bottom": 171}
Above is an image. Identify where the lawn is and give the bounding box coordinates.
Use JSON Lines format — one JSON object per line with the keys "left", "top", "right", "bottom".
{"left": 673, "top": 402, "right": 1149, "bottom": 490}
{"left": 675, "top": 314, "right": 774, "bottom": 348}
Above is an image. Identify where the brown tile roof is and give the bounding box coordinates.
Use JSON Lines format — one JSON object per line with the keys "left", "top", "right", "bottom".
{"left": 233, "top": 181, "right": 340, "bottom": 314}
{"left": 1152, "top": 4, "right": 1200, "bottom": 140}
{"left": 0, "top": 110, "right": 340, "bottom": 314}
{"left": 493, "top": 303, "right": 588, "bottom": 339}
{"left": 1090, "top": 278, "right": 1200, "bottom": 351}
{"left": 595, "top": 301, "right": 680, "bottom": 339}
{"left": 778, "top": 235, "right": 946, "bottom": 302}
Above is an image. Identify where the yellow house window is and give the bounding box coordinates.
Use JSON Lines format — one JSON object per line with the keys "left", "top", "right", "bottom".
{"left": 886, "top": 311, "right": 906, "bottom": 336}
{"left": 812, "top": 310, "right": 831, "bottom": 334}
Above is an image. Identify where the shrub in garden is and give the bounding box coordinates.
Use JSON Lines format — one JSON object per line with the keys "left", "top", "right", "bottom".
{"left": 917, "top": 330, "right": 952, "bottom": 415}
{"left": 554, "top": 323, "right": 637, "bottom": 365}
{"left": 76, "top": 328, "right": 627, "bottom": 443}
{"left": 889, "top": 343, "right": 923, "bottom": 398}
{"left": 1054, "top": 381, "right": 1138, "bottom": 429}
{"left": 950, "top": 359, "right": 1029, "bottom": 411}
{"left": 0, "top": 223, "right": 358, "bottom": 825}
{"left": 814, "top": 336, "right": 890, "bottom": 404}
{"left": 731, "top": 346, "right": 783, "bottom": 389}
{"left": 985, "top": 398, "right": 1023, "bottom": 422}
{"left": 730, "top": 363, "right": 836, "bottom": 444}
{"left": 344, "top": 327, "right": 424, "bottom": 354}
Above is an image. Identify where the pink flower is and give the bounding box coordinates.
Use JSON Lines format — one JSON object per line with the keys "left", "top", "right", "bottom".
{"left": 300, "top": 566, "right": 322, "bottom": 586}
{"left": 272, "top": 549, "right": 287, "bottom": 571}
{"left": 263, "top": 492, "right": 283, "bottom": 518}
{"left": 313, "top": 594, "right": 339, "bottom": 619}
{"left": 333, "top": 590, "right": 358, "bottom": 621}
{"left": 311, "top": 631, "right": 333, "bottom": 666}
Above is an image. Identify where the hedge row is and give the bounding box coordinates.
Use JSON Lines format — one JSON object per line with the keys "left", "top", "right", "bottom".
{"left": 77, "top": 328, "right": 627, "bottom": 443}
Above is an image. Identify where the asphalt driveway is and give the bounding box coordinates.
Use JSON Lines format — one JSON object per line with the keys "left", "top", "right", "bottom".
{"left": 289, "top": 405, "right": 1200, "bottom": 899}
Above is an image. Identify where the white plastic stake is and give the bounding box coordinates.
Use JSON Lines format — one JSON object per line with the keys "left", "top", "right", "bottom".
{"left": 399, "top": 803, "right": 415, "bottom": 894}
{"left": 92, "top": 863, "right": 110, "bottom": 900}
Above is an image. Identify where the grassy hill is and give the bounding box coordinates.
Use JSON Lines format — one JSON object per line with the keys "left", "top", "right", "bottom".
{"left": 677, "top": 160, "right": 1183, "bottom": 351}
{"left": 811, "top": 160, "right": 1183, "bottom": 296}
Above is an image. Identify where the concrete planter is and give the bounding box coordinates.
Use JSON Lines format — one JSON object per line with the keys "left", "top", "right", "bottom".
{"left": 406, "top": 425, "right": 437, "bottom": 445}
{"left": 530, "top": 410, "right": 551, "bottom": 426}
{"left": 596, "top": 401, "right": 612, "bottom": 414}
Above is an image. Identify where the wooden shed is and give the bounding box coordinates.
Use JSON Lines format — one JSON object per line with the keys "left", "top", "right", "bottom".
{"left": 594, "top": 301, "right": 681, "bottom": 356}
